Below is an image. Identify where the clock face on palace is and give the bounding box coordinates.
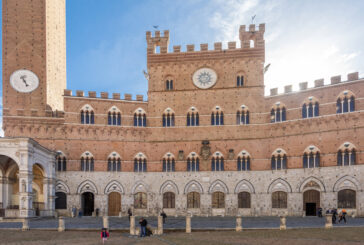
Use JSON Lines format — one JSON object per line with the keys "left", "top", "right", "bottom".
{"left": 192, "top": 68, "right": 217, "bottom": 89}
{"left": 10, "top": 69, "right": 39, "bottom": 93}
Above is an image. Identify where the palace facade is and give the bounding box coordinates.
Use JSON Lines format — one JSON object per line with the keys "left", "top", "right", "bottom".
{"left": 1, "top": 0, "right": 363, "bottom": 218}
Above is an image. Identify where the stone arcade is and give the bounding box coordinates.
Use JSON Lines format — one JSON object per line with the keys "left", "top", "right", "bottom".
{"left": 1, "top": 0, "right": 363, "bottom": 218}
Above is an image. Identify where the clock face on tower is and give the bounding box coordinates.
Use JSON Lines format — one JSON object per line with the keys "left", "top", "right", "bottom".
{"left": 192, "top": 68, "right": 217, "bottom": 89}
{"left": 10, "top": 69, "right": 39, "bottom": 93}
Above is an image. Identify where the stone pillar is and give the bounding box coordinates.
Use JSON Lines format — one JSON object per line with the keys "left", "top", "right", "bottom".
{"left": 280, "top": 216, "right": 286, "bottom": 230}
{"left": 18, "top": 170, "right": 34, "bottom": 218}
{"left": 46, "top": 178, "right": 56, "bottom": 216}
{"left": 325, "top": 214, "right": 333, "bottom": 229}
{"left": 22, "top": 218, "right": 30, "bottom": 231}
{"left": 58, "top": 216, "right": 65, "bottom": 232}
{"left": 130, "top": 215, "right": 135, "bottom": 235}
{"left": 236, "top": 215, "right": 242, "bottom": 231}
{"left": 186, "top": 214, "right": 191, "bottom": 233}
{"left": 157, "top": 215, "right": 163, "bottom": 235}
{"left": 103, "top": 216, "right": 109, "bottom": 229}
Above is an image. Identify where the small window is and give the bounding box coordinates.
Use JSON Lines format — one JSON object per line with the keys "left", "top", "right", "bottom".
{"left": 187, "top": 192, "right": 200, "bottom": 208}
{"left": 134, "top": 192, "right": 147, "bottom": 209}
{"left": 187, "top": 109, "right": 199, "bottom": 127}
{"left": 187, "top": 154, "right": 199, "bottom": 172}
{"left": 272, "top": 191, "right": 287, "bottom": 209}
{"left": 211, "top": 109, "right": 224, "bottom": 126}
{"left": 80, "top": 105, "right": 95, "bottom": 125}
{"left": 134, "top": 158, "right": 147, "bottom": 172}
{"left": 162, "top": 156, "right": 175, "bottom": 172}
{"left": 163, "top": 112, "right": 175, "bottom": 127}
{"left": 337, "top": 144, "right": 356, "bottom": 166}
{"left": 108, "top": 107, "right": 121, "bottom": 126}
{"left": 237, "top": 156, "right": 250, "bottom": 171}
{"left": 80, "top": 153, "right": 94, "bottom": 172}
{"left": 56, "top": 155, "right": 67, "bottom": 172}
{"left": 211, "top": 155, "right": 224, "bottom": 171}
{"left": 55, "top": 192, "right": 67, "bottom": 209}
{"left": 302, "top": 102, "right": 319, "bottom": 119}
{"left": 271, "top": 104, "right": 286, "bottom": 123}
{"left": 271, "top": 149, "right": 287, "bottom": 170}
{"left": 338, "top": 189, "right": 356, "bottom": 208}
{"left": 166, "top": 80, "right": 174, "bottom": 90}
{"left": 238, "top": 192, "right": 251, "bottom": 208}
{"left": 237, "top": 75, "right": 244, "bottom": 87}
{"left": 163, "top": 192, "right": 175, "bottom": 208}
{"left": 212, "top": 192, "right": 225, "bottom": 208}
{"left": 134, "top": 109, "right": 147, "bottom": 127}
{"left": 337, "top": 92, "right": 355, "bottom": 114}
{"left": 107, "top": 156, "right": 121, "bottom": 172}
{"left": 237, "top": 106, "right": 249, "bottom": 125}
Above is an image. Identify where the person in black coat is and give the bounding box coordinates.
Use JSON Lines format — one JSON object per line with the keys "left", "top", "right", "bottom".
{"left": 161, "top": 210, "right": 167, "bottom": 224}
{"left": 139, "top": 217, "right": 147, "bottom": 237}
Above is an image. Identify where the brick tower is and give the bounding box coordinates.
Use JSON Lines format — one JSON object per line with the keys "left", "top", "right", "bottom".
{"left": 2, "top": 0, "right": 66, "bottom": 122}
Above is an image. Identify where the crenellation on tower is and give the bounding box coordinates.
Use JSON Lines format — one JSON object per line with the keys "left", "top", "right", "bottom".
{"left": 347, "top": 72, "right": 359, "bottom": 81}
{"left": 146, "top": 30, "right": 170, "bottom": 54}
{"left": 299, "top": 82, "right": 308, "bottom": 91}
{"left": 331, "top": 75, "right": 341, "bottom": 84}
{"left": 239, "top": 23, "right": 265, "bottom": 49}
{"left": 186, "top": 44, "right": 195, "bottom": 52}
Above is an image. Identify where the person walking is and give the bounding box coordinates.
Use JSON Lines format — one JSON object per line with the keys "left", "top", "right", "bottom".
{"left": 331, "top": 208, "right": 337, "bottom": 224}
{"left": 128, "top": 208, "right": 132, "bottom": 222}
{"left": 139, "top": 217, "right": 147, "bottom": 237}
{"left": 101, "top": 227, "right": 109, "bottom": 244}
{"left": 317, "top": 207, "right": 323, "bottom": 218}
{"left": 339, "top": 209, "right": 347, "bottom": 223}
{"left": 161, "top": 210, "right": 167, "bottom": 224}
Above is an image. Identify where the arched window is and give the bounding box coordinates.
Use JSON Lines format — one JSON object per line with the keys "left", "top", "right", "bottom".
{"left": 134, "top": 108, "right": 147, "bottom": 127}
{"left": 237, "top": 75, "right": 244, "bottom": 87}
{"left": 211, "top": 106, "right": 224, "bottom": 126}
{"left": 162, "top": 108, "right": 175, "bottom": 127}
{"left": 337, "top": 142, "right": 356, "bottom": 166}
{"left": 238, "top": 192, "right": 251, "bottom": 208}
{"left": 270, "top": 103, "right": 286, "bottom": 123}
{"left": 237, "top": 151, "right": 251, "bottom": 171}
{"left": 338, "top": 189, "right": 356, "bottom": 208}
{"left": 166, "top": 79, "right": 173, "bottom": 90}
{"left": 134, "top": 192, "right": 147, "bottom": 209}
{"left": 56, "top": 152, "right": 67, "bottom": 171}
{"left": 302, "top": 97, "right": 319, "bottom": 118}
{"left": 212, "top": 191, "right": 225, "bottom": 208}
{"left": 163, "top": 192, "right": 175, "bottom": 208}
{"left": 272, "top": 191, "right": 287, "bottom": 208}
{"left": 162, "top": 153, "right": 175, "bottom": 172}
{"left": 107, "top": 106, "right": 121, "bottom": 126}
{"left": 107, "top": 152, "right": 121, "bottom": 172}
{"left": 211, "top": 152, "right": 224, "bottom": 171}
{"left": 271, "top": 149, "right": 287, "bottom": 170}
{"left": 55, "top": 192, "right": 67, "bottom": 209}
{"left": 80, "top": 105, "right": 95, "bottom": 124}
{"left": 187, "top": 107, "right": 199, "bottom": 126}
{"left": 337, "top": 91, "right": 355, "bottom": 114}
{"left": 80, "top": 152, "right": 94, "bottom": 172}
{"left": 187, "top": 192, "right": 200, "bottom": 208}
{"left": 236, "top": 105, "right": 250, "bottom": 125}
{"left": 134, "top": 153, "right": 147, "bottom": 172}
{"left": 303, "top": 146, "right": 320, "bottom": 168}
{"left": 187, "top": 152, "right": 200, "bottom": 172}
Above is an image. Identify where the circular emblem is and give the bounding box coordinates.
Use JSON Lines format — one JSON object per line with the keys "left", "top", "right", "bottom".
{"left": 10, "top": 69, "right": 39, "bottom": 93}
{"left": 192, "top": 68, "right": 217, "bottom": 89}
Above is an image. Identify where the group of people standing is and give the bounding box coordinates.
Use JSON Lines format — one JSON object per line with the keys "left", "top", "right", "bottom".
{"left": 326, "top": 208, "right": 348, "bottom": 224}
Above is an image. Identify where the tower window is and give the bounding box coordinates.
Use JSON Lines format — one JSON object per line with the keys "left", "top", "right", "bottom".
{"left": 166, "top": 80, "right": 174, "bottom": 90}
{"left": 237, "top": 75, "right": 244, "bottom": 87}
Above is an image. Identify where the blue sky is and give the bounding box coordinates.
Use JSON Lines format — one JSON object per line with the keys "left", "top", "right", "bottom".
{"left": 1, "top": 0, "right": 364, "bottom": 134}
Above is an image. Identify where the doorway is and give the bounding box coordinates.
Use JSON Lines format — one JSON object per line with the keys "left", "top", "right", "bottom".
{"left": 81, "top": 192, "right": 94, "bottom": 216}
{"left": 108, "top": 192, "right": 121, "bottom": 216}
{"left": 303, "top": 190, "right": 320, "bottom": 216}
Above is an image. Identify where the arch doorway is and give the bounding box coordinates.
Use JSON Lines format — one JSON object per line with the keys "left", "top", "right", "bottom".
{"left": 81, "top": 192, "right": 94, "bottom": 216}
{"left": 303, "top": 190, "right": 320, "bottom": 216}
{"left": 108, "top": 192, "right": 121, "bottom": 216}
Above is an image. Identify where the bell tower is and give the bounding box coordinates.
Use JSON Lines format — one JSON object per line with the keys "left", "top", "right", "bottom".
{"left": 2, "top": 0, "right": 66, "bottom": 118}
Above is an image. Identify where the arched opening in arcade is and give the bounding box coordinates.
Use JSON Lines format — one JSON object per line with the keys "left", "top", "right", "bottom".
{"left": 0, "top": 155, "right": 19, "bottom": 217}
{"left": 81, "top": 192, "right": 94, "bottom": 216}
{"left": 108, "top": 192, "right": 121, "bottom": 216}
{"left": 303, "top": 190, "right": 320, "bottom": 216}
{"left": 32, "top": 164, "right": 45, "bottom": 216}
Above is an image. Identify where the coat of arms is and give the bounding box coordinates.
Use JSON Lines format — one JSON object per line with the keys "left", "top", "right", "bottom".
{"left": 200, "top": 140, "right": 211, "bottom": 160}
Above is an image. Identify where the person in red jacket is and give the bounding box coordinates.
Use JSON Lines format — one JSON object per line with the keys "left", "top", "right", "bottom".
{"left": 101, "top": 227, "right": 109, "bottom": 244}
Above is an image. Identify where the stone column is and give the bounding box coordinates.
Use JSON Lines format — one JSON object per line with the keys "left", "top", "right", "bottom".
{"left": 186, "top": 214, "right": 191, "bottom": 233}
{"left": 58, "top": 216, "right": 65, "bottom": 232}
{"left": 130, "top": 215, "right": 135, "bottom": 235}
{"left": 157, "top": 215, "right": 163, "bottom": 235}
{"left": 280, "top": 216, "right": 286, "bottom": 230}
{"left": 236, "top": 215, "right": 242, "bottom": 231}
{"left": 325, "top": 214, "right": 333, "bottom": 229}
{"left": 46, "top": 178, "right": 56, "bottom": 216}
{"left": 103, "top": 216, "right": 109, "bottom": 229}
{"left": 18, "top": 170, "right": 34, "bottom": 218}
{"left": 22, "top": 218, "right": 30, "bottom": 231}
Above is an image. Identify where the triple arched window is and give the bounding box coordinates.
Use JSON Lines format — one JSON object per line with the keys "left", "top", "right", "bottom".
{"left": 211, "top": 107, "right": 224, "bottom": 126}
{"left": 303, "top": 146, "right": 320, "bottom": 168}
{"left": 270, "top": 103, "right": 286, "bottom": 123}
{"left": 107, "top": 152, "right": 121, "bottom": 172}
{"left": 271, "top": 149, "right": 287, "bottom": 170}
{"left": 187, "top": 107, "right": 199, "bottom": 126}
{"left": 211, "top": 152, "right": 224, "bottom": 171}
{"left": 162, "top": 153, "right": 175, "bottom": 172}
{"left": 337, "top": 142, "right": 356, "bottom": 166}
{"left": 337, "top": 91, "right": 355, "bottom": 114}
{"left": 81, "top": 152, "right": 94, "bottom": 172}
{"left": 134, "top": 153, "right": 147, "bottom": 172}
{"left": 56, "top": 152, "right": 67, "bottom": 171}
{"left": 162, "top": 108, "right": 175, "bottom": 127}
{"left": 302, "top": 97, "right": 319, "bottom": 118}
{"left": 80, "top": 105, "right": 95, "bottom": 124}
{"left": 237, "top": 151, "right": 251, "bottom": 171}
{"left": 108, "top": 106, "right": 121, "bottom": 126}
{"left": 236, "top": 105, "right": 250, "bottom": 125}
{"left": 187, "top": 152, "right": 200, "bottom": 172}
{"left": 134, "top": 108, "right": 147, "bottom": 127}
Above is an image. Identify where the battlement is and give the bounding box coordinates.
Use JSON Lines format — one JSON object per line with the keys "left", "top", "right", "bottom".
{"left": 146, "top": 23, "right": 265, "bottom": 55}
{"left": 269, "top": 72, "right": 361, "bottom": 96}
{"left": 64, "top": 90, "right": 147, "bottom": 102}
